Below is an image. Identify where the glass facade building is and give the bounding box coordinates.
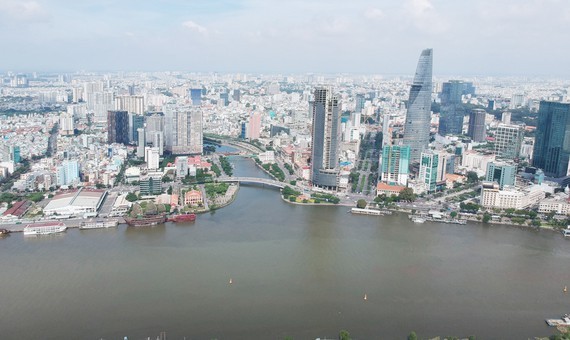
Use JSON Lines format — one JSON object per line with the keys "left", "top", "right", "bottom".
{"left": 438, "top": 80, "right": 465, "bottom": 136}
{"left": 403, "top": 49, "right": 433, "bottom": 163}
{"left": 532, "top": 101, "right": 570, "bottom": 178}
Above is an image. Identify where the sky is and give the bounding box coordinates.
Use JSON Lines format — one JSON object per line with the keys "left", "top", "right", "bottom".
{"left": 1, "top": 0, "right": 570, "bottom": 76}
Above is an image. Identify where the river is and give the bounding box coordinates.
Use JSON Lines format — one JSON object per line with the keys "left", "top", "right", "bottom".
{"left": 0, "top": 156, "right": 569, "bottom": 339}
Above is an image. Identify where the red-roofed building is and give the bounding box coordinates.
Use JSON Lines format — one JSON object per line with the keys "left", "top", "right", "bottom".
{"left": 2, "top": 200, "right": 31, "bottom": 219}
{"left": 376, "top": 183, "right": 406, "bottom": 197}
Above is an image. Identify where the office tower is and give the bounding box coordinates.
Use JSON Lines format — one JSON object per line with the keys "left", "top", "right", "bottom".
{"left": 232, "top": 89, "right": 241, "bottom": 102}
{"left": 116, "top": 95, "right": 144, "bottom": 115}
{"left": 59, "top": 112, "right": 74, "bottom": 136}
{"left": 1, "top": 145, "right": 21, "bottom": 163}
{"left": 532, "top": 101, "right": 570, "bottom": 177}
{"left": 468, "top": 109, "right": 487, "bottom": 142}
{"left": 107, "top": 111, "right": 129, "bottom": 145}
{"left": 56, "top": 160, "right": 79, "bottom": 186}
{"left": 419, "top": 151, "right": 446, "bottom": 193}
{"left": 137, "top": 127, "right": 146, "bottom": 158}
{"left": 152, "top": 131, "right": 164, "bottom": 156}
{"left": 164, "top": 106, "right": 203, "bottom": 155}
{"left": 485, "top": 162, "right": 516, "bottom": 189}
{"left": 247, "top": 112, "right": 262, "bottom": 140}
{"left": 380, "top": 145, "right": 410, "bottom": 186}
{"left": 310, "top": 87, "right": 341, "bottom": 190}
{"left": 403, "top": 48, "right": 433, "bottom": 163}
{"left": 128, "top": 84, "right": 135, "bottom": 96}
{"left": 145, "top": 113, "right": 164, "bottom": 141}
{"left": 145, "top": 147, "right": 160, "bottom": 170}
{"left": 129, "top": 113, "right": 145, "bottom": 143}
{"left": 175, "top": 156, "right": 189, "bottom": 178}
{"left": 438, "top": 80, "right": 465, "bottom": 136}
{"left": 189, "top": 89, "right": 202, "bottom": 106}
{"left": 355, "top": 94, "right": 365, "bottom": 113}
{"left": 488, "top": 100, "right": 496, "bottom": 111}
{"left": 501, "top": 111, "right": 511, "bottom": 125}
{"left": 494, "top": 124, "right": 524, "bottom": 159}
{"left": 220, "top": 92, "right": 229, "bottom": 106}
{"left": 382, "top": 114, "right": 391, "bottom": 146}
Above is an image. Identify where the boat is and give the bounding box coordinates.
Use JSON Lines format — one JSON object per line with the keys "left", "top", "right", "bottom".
{"left": 563, "top": 227, "right": 570, "bottom": 237}
{"left": 168, "top": 212, "right": 197, "bottom": 223}
{"left": 23, "top": 222, "right": 67, "bottom": 236}
{"left": 0, "top": 229, "right": 9, "bottom": 237}
{"left": 363, "top": 294, "right": 368, "bottom": 301}
{"left": 229, "top": 278, "right": 233, "bottom": 284}
{"left": 124, "top": 214, "right": 166, "bottom": 227}
{"left": 412, "top": 216, "right": 426, "bottom": 224}
{"left": 80, "top": 219, "right": 119, "bottom": 230}
{"left": 546, "top": 314, "right": 570, "bottom": 326}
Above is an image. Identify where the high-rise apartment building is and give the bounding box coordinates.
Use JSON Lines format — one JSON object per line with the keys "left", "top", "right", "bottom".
{"left": 494, "top": 124, "right": 524, "bottom": 159}
{"left": 164, "top": 106, "right": 203, "bottom": 155}
{"left": 380, "top": 145, "right": 410, "bottom": 186}
{"left": 56, "top": 160, "right": 79, "bottom": 186}
{"left": 107, "top": 111, "right": 129, "bottom": 145}
{"left": 468, "top": 109, "right": 487, "bottom": 142}
{"left": 115, "top": 95, "right": 144, "bottom": 115}
{"left": 246, "top": 112, "right": 262, "bottom": 140}
{"left": 403, "top": 48, "right": 433, "bottom": 163}
{"left": 532, "top": 101, "right": 570, "bottom": 177}
{"left": 137, "top": 127, "right": 146, "bottom": 158}
{"left": 310, "top": 87, "right": 341, "bottom": 190}
{"left": 59, "top": 112, "right": 74, "bottom": 136}
{"left": 485, "top": 162, "right": 516, "bottom": 189}
{"left": 438, "top": 80, "right": 465, "bottom": 136}
{"left": 355, "top": 94, "right": 365, "bottom": 113}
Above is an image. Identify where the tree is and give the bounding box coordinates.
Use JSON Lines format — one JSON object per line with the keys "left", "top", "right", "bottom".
{"left": 466, "top": 171, "right": 479, "bottom": 183}
{"left": 450, "top": 211, "right": 458, "bottom": 218}
{"left": 482, "top": 212, "right": 492, "bottom": 223}
{"left": 167, "top": 186, "right": 173, "bottom": 195}
{"left": 126, "top": 192, "right": 138, "bottom": 202}
{"left": 339, "top": 330, "right": 351, "bottom": 340}
{"left": 356, "top": 199, "right": 367, "bottom": 209}
{"left": 531, "top": 219, "right": 541, "bottom": 227}
{"left": 398, "top": 187, "right": 416, "bottom": 202}
{"left": 408, "top": 331, "right": 418, "bottom": 340}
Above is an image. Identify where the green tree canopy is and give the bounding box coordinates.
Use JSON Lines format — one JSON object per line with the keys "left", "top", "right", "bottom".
{"left": 356, "top": 199, "right": 367, "bottom": 209}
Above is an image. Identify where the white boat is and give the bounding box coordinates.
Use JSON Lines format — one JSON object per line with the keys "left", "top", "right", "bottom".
{"left": 23, "top": 222, "right": 67, "bottom": 236}
{"left": 563, "top": 227, "right": 570, "bottom": 237}
{"left": 80, "top": 219, "right": 119, "bottom": 230}
{"left": 546, "top": 314, "right": 570, "bottom": 326}
{"left": 412, "top": 216, "right": 426, "bottom": 223}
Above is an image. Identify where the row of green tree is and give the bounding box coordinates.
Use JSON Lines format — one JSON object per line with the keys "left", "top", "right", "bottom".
{"left": 219, "top": 156, "right": 233, "bottom": 176}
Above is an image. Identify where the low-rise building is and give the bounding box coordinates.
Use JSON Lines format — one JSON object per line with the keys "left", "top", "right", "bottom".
{"left": 538, "top": 192, "right": 570, "bottom": 215}
{"left": 480, "top": 182, "right": 545, "bottom": 210}
{"left": 43, "top": 188, "right": 107, "bottom": 217}
{"left": 183, "top": 190, "right": 203, "bottom": 206}
{"left": 376, "top": 182, "right": 406, "bottom": 197}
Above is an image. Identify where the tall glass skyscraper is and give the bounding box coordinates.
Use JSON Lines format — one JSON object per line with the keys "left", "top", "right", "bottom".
{"left": 310, "top": 87, "right": 341, "bottom": 190}
{"left": 403, "top": 48, "right": 433, "bottom": 163}
{"left": 438, "top": 80, "right": 465, "bottom": 136}
{"left": 532, "top": 101, "right": 570, "bottom": 177}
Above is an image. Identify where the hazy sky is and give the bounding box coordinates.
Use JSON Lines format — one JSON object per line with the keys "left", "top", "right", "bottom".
{"left": 1, "top": 0, "right": 569, "bottom": 75}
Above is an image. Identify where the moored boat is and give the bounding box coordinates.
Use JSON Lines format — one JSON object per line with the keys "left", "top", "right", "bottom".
{"left": 23, "top": 222, "right": 67, "bottom": 236}
{"left": 168, "top": 212, "right": 197, "bottom": 222}
{"left": 124, "top": 214, "right": 166, "bottom": 227}
{"left": 80, "top": 219, "right": 119, "bottom": 230}
{"left": 546, "top": 314, "right": 570, "bottom": 326}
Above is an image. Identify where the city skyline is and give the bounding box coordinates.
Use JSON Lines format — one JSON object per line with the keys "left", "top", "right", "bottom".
{"left": 1, "top": 0, "right": 570, "bottom": 76}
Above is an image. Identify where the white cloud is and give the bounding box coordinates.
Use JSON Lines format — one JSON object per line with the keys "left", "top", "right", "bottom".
{"left": 365, "top": 7, "right": 384, "bottom": 20}
{"left": 182, "top": 20, "right": 207, "bottom": 34}
{"left": 0, "top": 0, "right": 49, "bottom": 22}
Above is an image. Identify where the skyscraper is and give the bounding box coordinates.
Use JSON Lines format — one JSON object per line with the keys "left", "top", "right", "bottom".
{"left": 438, "top": 80, "right": 465, "bottom": 136}
{"left": 494, "top": 124, "right": 523, "bottom": 159}
{"left": 532, "top": 101, "right": 570, "bottom": 177}
{"left": 485, "top": 162, "right": 516, "bottom": 189}
{"left": 107, "top": 110, "right": 129, "bottom": 145}
{"left": 310, "top": 87, "right": 341, "bottom": 190}
{"left": 189, "top": 89, "right": 202, "bottom": 106}
{"left": 129, "top": 113, "right": 145, "bottom": 143}
{"left": 468, "top": 109, "right": 487, "bottom": 142}
{"left": 380, "top": 145, "right": 410, "bottom": 186}
{"left": 164, "top": 106, "right": 203, "bottom": 155}
{"left": 419, "top": 151, "right": 446, "bottom": 193}
{"left": 403, "top": 48, "right": 433, "bottom": 163}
